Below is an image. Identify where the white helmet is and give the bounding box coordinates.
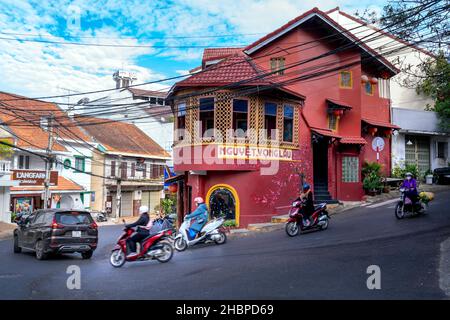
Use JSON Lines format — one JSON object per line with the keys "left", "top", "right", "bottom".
{"left": 194, "top": 197, "right": 204, "bottom": 204}
{"left": 139, "top": 205, "right": 149, "bottom": 214}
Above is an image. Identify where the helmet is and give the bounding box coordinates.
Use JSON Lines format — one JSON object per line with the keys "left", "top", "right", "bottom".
{"left": 302, "top": 183, "right": 310, "bottom": 191}
{"left": 405, "top": 172, "right": 413, "bottom": 177}
{"left": 139, "top": 205, "right": 149, "bottom": 215}
{"left": 194, "top": 197, "right": 204, "bottom": 204}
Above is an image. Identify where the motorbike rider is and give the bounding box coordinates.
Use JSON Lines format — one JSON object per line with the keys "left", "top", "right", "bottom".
{"left": 401, "top": 172, "right": 419, "bottom": 206}
{"left": 184, "top": 197, "right": 208, "bottom": 239}
{"left": 125, "top": 205, "right": 153, "bottom": 257}
{"left": 296, "top": 183, "right": 314, "bottom": 227}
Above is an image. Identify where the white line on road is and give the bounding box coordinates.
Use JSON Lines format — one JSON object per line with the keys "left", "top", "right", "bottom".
{"left": 366, "top": 198, "right": 398, "bottom": 209}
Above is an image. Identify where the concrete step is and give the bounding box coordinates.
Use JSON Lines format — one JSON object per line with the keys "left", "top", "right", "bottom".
{"left": 271, "top": 215, "right": 289, "bottom": 223}
{"left": 247, "top": 222, "right": 284, "bottom": 232}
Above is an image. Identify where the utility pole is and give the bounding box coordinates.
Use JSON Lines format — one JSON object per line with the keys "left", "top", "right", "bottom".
{"left": 44, "top": 113, "right": 54, "bottom": 209}
{"left": 115, "top": 155, "right": 122, "bottom": 220}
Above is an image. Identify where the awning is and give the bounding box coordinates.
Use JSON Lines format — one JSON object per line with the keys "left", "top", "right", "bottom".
{"left": 362, "top": 118, "right": 400, "bottom": 130}
{"left": 326, "top": 98, "right": 353, "bottom": 110}
{"left": 311, "top": 127, "right": 342, "bottom": 139}
{"left": 164, "top": 174, "right": 185, "bottom": 184}
{"left": 340, "top": 136, "right": 367, "bottom": 145}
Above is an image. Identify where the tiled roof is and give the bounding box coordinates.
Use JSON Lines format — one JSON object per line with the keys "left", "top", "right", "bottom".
{"left": 340, "top": 136, "right": 367, "bottom": 145}
{"left": 177, "top": 53, "right": 274, "bottom": 87}
{"left": 74, "top": 116, "right": 170, "bottom": 159}
{"left": 128, "top": 88, "right": 167, "bottom": 98}
{"left": 244, "top": 7, "right": 398, "bottom": 75}
{"left": 362, "top": 118, "right": 400, "bottom": 129}
{"left": 0, "top": 91, "right": 92, "bottom": 152}
{"left": 11, "top": 175, "right": 84, "bottom": 192}
{"left": 311, "top": 127, "right": 342, "bottom": 139}
{"left": 326, "top": 98, "right": 353, "bottom": 109}
{"left": 202, "top": 47, "right": 244, "bottom": 63}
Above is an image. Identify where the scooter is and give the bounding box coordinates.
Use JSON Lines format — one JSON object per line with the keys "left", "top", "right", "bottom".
{"left": 109, "top": 219, "right": 174, "bottom": 268}
{"left": 394, "top": 187, "right": 427, "bottom": 219}
{"left": 174, "top": 216, "right": 227, "bottom": 251}
{"left": 285, "top": 200, "right": 330, "bottom": 237}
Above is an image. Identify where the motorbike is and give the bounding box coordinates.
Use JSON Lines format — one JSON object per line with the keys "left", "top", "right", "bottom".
{"left": 109, "top": 218, "right": 174, "bottom": 268}
{"left": 394, "top": 187, "right": 427, "bottom": 219}
{"left": 91, "top": 210, "right": 108, "bottom": 222}
{"left": 285, "top": 200, "right": 330, "bottom": 237}
{"left": 174, "top": 216, "right": 227, "bottom": 251}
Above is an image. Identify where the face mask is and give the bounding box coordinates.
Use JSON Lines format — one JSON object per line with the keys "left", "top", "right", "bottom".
{"left": 406, "top": 176, "right": 411, "bottom": 180}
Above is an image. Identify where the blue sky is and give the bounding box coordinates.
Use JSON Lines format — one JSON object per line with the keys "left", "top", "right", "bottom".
{"left": 0, "top": 0, "right": 389, "bottom": 99}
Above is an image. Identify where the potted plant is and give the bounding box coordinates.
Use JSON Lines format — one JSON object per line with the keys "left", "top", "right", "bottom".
{"left": 363, "top": 172, "right": 383, "bottom": 196}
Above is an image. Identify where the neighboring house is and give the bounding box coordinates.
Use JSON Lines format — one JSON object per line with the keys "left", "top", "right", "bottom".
{"left": 326, "top": 7, "right": 449, "bottom": 176}
{"left": 74, "top": 116, "right": 171, "bottom": 217}
{"left": 168, "top": 7, "right": 399, "bottom": 227}
{"left": 0, "top": 91, "right": 95, "bottom": 221}
{"left": 74, "top": 71, "right": 174, "bottom": 159}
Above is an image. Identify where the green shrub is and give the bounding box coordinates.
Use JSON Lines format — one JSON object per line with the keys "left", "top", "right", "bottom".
{"left": 392, "top": 164, "right": 420, "bottom": 179}
{"left": 362, "top": 161, "right": 382, "bottom": 178}
{"left": 223, "top": 220, "right": 237, "bottom": 228}
{"left": 363, "top": 172, "right": 383, "bottom": 191}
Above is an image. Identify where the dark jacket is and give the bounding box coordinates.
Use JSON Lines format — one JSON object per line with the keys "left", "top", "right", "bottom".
{"left": 126, "top": 213, "right": 150, "bottom": 229}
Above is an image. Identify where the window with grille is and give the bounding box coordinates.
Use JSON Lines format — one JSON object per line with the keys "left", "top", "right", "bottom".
{"left": 270, "top": 57, "right": 285, "bottom": 75}
{"left": 283, "top": 105, "right": 294, "bottom": 142}
{"left": 365, "top": 82, "right": 374, "bottom": 95}
{"left": 342, "top": 156, "right": 359, "bottom": 182}
{"left": 233, "top": 99, "right": 248, "bottom": 138}
{"left": 264, "top": 102, "right": 278, "bottom": 140}
{"left": 199, "top": 97, "right": 214, "bottom": 137}
{"left": 177, "top": 102, "right": 186, "bottom": 140}
{"left": 74, "top": 157, "right": 85, "bottom": 172}
{"left": 339, "top": 71, "right": 352, "bottom": 88}
{"left": 328, "top": 114, "right": 338, "bottom": 131}
{"left": 437, "top": 141, "right": 448, "bottom": 159}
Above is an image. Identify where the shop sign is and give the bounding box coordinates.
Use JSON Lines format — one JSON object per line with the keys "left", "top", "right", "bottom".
{"left": 11, "top": 170, "right": 58, "bottom": 186}
{"left": 217, "top": 145, "right": 293, "bottom": 161}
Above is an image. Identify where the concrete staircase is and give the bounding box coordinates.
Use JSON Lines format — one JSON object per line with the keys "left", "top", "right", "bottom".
{"left": 314, "top": 182, "right": 339, "bottom": 204}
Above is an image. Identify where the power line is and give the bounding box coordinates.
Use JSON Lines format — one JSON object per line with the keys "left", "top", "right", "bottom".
{"left": 0, "top": 0, "right": 439, "bottom": 103}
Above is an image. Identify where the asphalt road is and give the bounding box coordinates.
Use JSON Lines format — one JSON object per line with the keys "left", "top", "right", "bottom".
{"left": 1, "top": 190, "right": 450, "bottom": 300}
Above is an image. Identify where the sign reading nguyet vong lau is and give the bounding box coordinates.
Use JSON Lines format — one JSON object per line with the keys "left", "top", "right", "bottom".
{"left": 217, "top": 145, "right": 293, "bottom": 161}
{"left": 11, "top": 170, "right": 58, "bottom": 186}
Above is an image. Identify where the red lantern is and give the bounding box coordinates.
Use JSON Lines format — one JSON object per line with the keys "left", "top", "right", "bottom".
{"left": 333, "top": 110, "right": 341, "bottom": 117}
{"left": 370, "top": 77, "right": 378, "bottom": 85}
{"left": 168, "top": 183, "right": 178, "bottom": 193}
{"left": 384, "top": 128, "right": 392, "bottom": 137}
{"left": 368, "top": 127, "right": 378, "bottom": 136}
{"left": 361, "top": 75, "right": 369, "bottom": 83}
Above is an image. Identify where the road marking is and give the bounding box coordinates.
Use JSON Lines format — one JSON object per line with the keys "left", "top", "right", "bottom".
{"left": 366, "top": 198, "right": 398, "bottom": 209}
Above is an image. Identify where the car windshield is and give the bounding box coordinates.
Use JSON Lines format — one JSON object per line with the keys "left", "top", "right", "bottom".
{"left": 55, "top": 212, "right": 93, "bottom": 225}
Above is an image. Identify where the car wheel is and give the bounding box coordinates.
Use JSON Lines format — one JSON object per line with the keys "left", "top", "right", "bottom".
{"left": 81, "top": 250, "right": 93, "bottom": 259}
{"left": 35, "top": 240, "right": 48, "bottom": 260}
{"left": 13, "top": 234, "right": 21, "bottom": 253}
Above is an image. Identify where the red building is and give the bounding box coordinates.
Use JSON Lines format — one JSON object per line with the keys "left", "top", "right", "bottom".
{"left": 168, "top": 8, "right": 400, "bottom": 227}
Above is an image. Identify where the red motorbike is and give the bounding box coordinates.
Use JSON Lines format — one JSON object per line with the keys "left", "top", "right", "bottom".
{"left": 285, "top": 200, "right": 330, "bottom": 237}
{"left": 110, "top": 219, "right": 174, "bottom": 268}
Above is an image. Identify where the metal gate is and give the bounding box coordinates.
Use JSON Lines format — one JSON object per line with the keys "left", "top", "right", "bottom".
{"left": 405, "top": 135, "right": 430, "bottom": 175}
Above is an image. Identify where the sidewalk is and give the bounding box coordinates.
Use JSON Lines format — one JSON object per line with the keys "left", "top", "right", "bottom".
{"left": 0, "top": 222, "right": 16, "bottom": 241}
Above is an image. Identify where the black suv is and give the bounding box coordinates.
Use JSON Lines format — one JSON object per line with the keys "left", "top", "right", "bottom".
{"left": 13, "top": 209, "right": 98, "bottom": 260}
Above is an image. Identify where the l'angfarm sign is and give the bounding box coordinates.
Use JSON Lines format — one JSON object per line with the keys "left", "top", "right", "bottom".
{"left": 12, "top": 170, "right": 58, "bottom": 186}
{"left": 218, "top": 145, "right": 293, "bottom": 161}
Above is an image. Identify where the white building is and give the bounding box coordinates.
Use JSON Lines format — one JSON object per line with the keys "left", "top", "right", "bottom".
{"left": 0, "top": 91, "right": 97, "bottom": 222}
{"left": 327, "top": 8, "right": 450, "bottom": 177}
{"left": 74, "top": 71, "right": 174, "bottom": 161}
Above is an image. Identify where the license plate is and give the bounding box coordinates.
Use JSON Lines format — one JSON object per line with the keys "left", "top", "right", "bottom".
{"left": 72, "top": 231, "right": 81, "bottom": 238}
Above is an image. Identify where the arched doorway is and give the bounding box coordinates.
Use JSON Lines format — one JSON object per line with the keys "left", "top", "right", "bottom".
{"left": 206, "top": 184, "right": 240, "bottom": 226}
